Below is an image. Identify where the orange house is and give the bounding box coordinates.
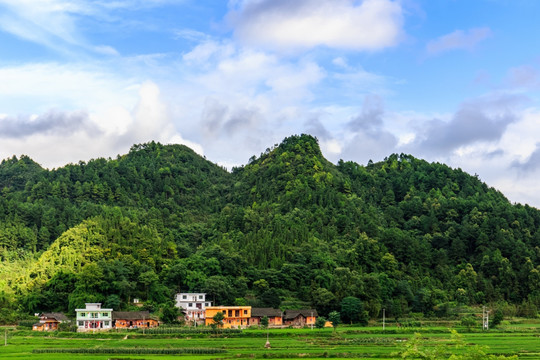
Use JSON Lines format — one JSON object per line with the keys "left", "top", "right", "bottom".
{"left": 113, "top": 311, "right": 159, "bottom": 329}
{"left": 205, "top": 306, "right": 251, "bottom": 329}
{"left": 250, "top": 308, "right": 283, "bottom": 327}
{"left": 32, "top": 313, "right": 69, "bottom": 331}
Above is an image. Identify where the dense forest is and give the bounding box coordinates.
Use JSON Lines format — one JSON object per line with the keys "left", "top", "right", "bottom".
{"left": 1, "top": 134, "right": 540, "bottom": 323}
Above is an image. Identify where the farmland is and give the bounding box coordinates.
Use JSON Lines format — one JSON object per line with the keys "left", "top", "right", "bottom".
{"left": 2, "top": 320, "right": 540, "bottom": 359}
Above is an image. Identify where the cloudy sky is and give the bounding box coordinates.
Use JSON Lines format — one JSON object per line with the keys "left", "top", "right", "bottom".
{"left": 1, "top": 0, "right": 540, "bottom": 206}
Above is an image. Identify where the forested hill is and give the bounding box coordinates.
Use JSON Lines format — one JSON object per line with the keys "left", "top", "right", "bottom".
{"left": 1, "top": 134, "right": 540, "bottom": 323}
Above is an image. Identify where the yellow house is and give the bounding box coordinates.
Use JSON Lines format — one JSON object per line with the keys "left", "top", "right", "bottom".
{"left": 205, "top": 306, "right": 251, "bottom": 328}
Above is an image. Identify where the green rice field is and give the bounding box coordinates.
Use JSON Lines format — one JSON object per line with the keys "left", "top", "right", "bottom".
{"left": 1, "top": 320, "right": 540, "bottom": 359}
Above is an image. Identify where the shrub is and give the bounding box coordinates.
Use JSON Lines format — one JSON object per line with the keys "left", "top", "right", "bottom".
{"left": 460, "top": 316, "right": 477, "bottom": 329}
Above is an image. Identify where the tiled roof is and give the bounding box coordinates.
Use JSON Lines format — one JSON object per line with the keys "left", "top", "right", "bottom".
{"left": 41, "top": 312, "right": 69, "bottom": 322}
{"left": 283, "top": 309, "right": 318, "bottom": 320}
{"left": 251, "top": 308, "right": 282, "bottom": 317}
{"left": 112, "top": 311, "right": 152, "bottom": 320}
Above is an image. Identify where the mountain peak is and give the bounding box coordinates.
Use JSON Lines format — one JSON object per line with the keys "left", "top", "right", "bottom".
{"left": 0, "top": 154, "right": 44, "bottom": 191}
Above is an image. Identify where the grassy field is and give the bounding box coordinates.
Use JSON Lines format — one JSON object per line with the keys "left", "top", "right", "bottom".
{"left": 1, "top": 321, "right": 540, "bottom": 359}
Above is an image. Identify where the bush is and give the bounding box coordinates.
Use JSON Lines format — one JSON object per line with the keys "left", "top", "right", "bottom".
{"left": 315, "top": 317, "right": 326, "bottom": 329}
{"left": 58, "top": 322, "right": 77, "bottom": 332}
{"left": 460, "top": 316, "right": 477, "bottom": 329}
{"left": 17, "top": 319, "right": 37, "bottom": 329}
{"left": 490, "top": 309, "right": 503, "bottom": 329}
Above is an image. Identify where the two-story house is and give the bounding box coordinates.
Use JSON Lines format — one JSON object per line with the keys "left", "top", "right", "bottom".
{"left": 75, "top": 303, "right": 113, "bottom": 332}
{"left": 205, "top": 306, "right": 251, "bottom": 329}
{"left": 175, "top": 292, "right": 212, "bottom": 323}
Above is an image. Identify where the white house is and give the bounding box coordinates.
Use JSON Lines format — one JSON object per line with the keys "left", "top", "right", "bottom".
{"left": 175, "top": 293, "right": 211, "bottom": 323}
{"left": 75, "top": 303, "right": 113, "bottom": 331}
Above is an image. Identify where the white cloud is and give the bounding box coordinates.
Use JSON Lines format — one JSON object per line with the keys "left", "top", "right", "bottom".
{"left": 404, "top": 93, "right": 526, "bottom": 156}
{"left": 183, "top": 40, "right": 236, "bottom": 65}
{"left": 332, "top": 57, "right": 350, "bottom": 69}
{"left": 227, "top": 0, "right": 404, "bottom": 52}
{"left": 180, "top": 41, "right": 325, "bottom": 107}
{"left": 0, "top": 81, "right": 202, "bottom": 168}
{"left": 426, "top": 27, "right": 492, "bottom": 56}
{"left": 500, "top": 108, "right": 540, "bottom": 163}
{"left": 0, "top": 62, "right": 137, "bottom": 114}
{"left": 0, "top": 0, "right": 80, "bottom": 53}
{"left": 0, "top": 0, "right": 176, "bottom": 55}
{"left": 321, "top": 138, "right": 342, "bottom": 155}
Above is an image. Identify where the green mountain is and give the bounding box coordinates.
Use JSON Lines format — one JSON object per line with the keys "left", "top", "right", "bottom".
{"left": 1, "top": 135, "right": 540, "bottom": 323}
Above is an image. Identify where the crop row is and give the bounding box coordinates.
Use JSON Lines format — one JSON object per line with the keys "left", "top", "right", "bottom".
{"left": 32, "top": 347, "right": 226, "bottom": 354}
{"left": 140, "top": 327, "right": 242, "bottom": 334}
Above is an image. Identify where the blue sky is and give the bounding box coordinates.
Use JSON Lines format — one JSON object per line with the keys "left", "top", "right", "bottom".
{"left": 1, "top": 0, "right": 540, "bottom": 206}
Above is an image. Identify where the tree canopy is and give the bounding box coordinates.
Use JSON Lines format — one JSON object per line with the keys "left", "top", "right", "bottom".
{"left": 1, "top": 134, "right": 540, "bottom": 322}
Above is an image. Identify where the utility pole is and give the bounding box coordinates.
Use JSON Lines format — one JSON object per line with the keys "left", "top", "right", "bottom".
{"left": 482, "top": 306, "right": 489, "bottom": 331}
{"left": 4, "top": 328, "right": 7, "bottom": 346}
{"left": 382, "top": 308, "right": 385, "bottom": 331}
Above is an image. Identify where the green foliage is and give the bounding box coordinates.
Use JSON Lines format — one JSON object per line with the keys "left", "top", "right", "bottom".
{"left": 160, "top": 302, "right": 180, "bottom": 324}
{"left": 212, "top": 311, "right": 224, "bottom": 327}
{"left": 312, "top": 288, "right": 336, "bottom": 316}
{"left": 460, "top": 316, "right": 477, "bottom": 329}
{"left": 315, "top": 316, "right": 326, "bottom": 329}
{"left": 328, "top": 311, "right": 340, "bottom": 331}
{"left": 17, "top": 319, "right": 37, "bottom": 329}
{"left": 2, "top": 135, "right": 540, "bottom": 324}
{"left": 340, "top": 296, "right": 368, "bottom": 325}
{"left": 33, "top": 347, "right": 226, "bottom": 355}
{"left": 261, "top": 316, "right": 269, "bottom": 328}
{"left": 57, "top": 321, "right": 77, "bottom": 332}
{"left": 396, "top": 330, "right": 517, "bottom": 359}
{"left": 491, "top": 309, "right": 504, "bottom": 328}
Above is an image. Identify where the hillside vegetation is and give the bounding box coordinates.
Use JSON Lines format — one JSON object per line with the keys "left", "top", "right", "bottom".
{"left": 1, "top": 135, "right": 540, "bottom": 322}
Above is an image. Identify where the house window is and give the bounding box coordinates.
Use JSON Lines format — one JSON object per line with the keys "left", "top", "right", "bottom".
{"left": 80, "top": 313, "right": 86, "bottom": 317}
{"left": 243, "top": 310, "right": 247, "bottom": 315}
{"left": 104, "top": 321, "right": 109, "bottom": 326}
{"left": 199, "top": 295, "right": 203, "bottom": 299}
{"left": 205, "top": 303, "right": 209, "bottom": 306}
{"left": 102, "top": 313, "right": 109, "bottom": 317}
{"left": 78, "top": 321, "right": 84, "bottom": 326}
{"left": 182, "top": 295, "right": 187, "bottom": 299}
{"left": 188, "top": 303, "right": 192, "bottom": 307}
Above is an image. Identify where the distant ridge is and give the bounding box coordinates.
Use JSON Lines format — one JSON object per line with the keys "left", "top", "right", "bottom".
{"left": 1, "top": 134, "right": 539, "bottom": 322}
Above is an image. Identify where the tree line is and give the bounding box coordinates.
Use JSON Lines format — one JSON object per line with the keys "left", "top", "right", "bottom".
{"left": 1, "top": 135, "right": 540, "bottom": 324}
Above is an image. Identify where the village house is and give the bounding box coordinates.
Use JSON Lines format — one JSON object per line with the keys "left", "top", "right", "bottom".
{"left": 283, "top": 309, "right": 318, "bottom": 327}
{"left": 113, "top": 311, "right": 158, "bottom": 329}
{"left": 32, "top": 312, "right": 69, "bottom": 331}
{"left": 205, "top": 306, "right": 251, "bottom": 329}
{"left": 132, "top": 298, "right": 143, "bottom": 308}
{"left": 250, "top": 308, "right": 283, "bottom": 327}
{"left": 175, "top": 292, "right": 212, "bottom": 324}
{"left": 75, "top": 303, "right": 113, "bottom": 332}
